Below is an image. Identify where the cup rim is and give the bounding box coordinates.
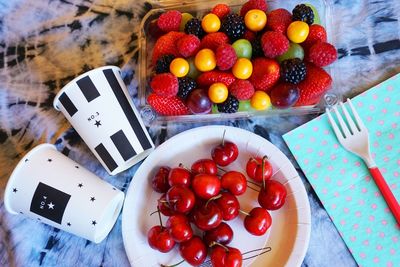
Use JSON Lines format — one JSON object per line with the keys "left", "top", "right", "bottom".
{"left": 4, "top": 143, "right": 57, "bottom": 214}
{"left": 108, "top": 146, "right": 155, "bottom": 175}
{"left": 53, "top": 65, "right": 121, "bottom": 111}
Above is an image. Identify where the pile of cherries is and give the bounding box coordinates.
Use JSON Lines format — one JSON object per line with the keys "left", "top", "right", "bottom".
{"left": 148, "top": 138, "right": 287, "bottom": 267}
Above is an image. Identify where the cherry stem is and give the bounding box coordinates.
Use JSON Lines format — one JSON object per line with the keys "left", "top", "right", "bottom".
{"left": 246, "top": 180, "right": 261, "bottom": 186}
{"left": 247, "top": 185, "right": 260, "bottom": 192}
{"left": 242, "top": 247, "right": 272, "bottom": 261}
{"left": 239, "top": 209, "right": 250, "bottom": 216}
{"left": 262, "top": 155, "right": 268, "bottom": 190}
{"left": 206, "top": 194, "right": 222, "bottom": 208}
{"left": 222, "top": 129, "right": 226, "bottom": 146}
{"left": 160, "top": 259, "right": 185, "bottom": 267}
{"left": 209, "top": 241, "right": 229, "bottom": 252}
{"left": 159, "top": 199, "right": 177, "bottom": 203}
{"left": 157, "top": 207, "right": 163, "bottom": 228}
{"left": 150, "top": 210, "right": 159, "bottom": 216}
{"left": 217, "top": 166, "right": 226, "bottom": 173}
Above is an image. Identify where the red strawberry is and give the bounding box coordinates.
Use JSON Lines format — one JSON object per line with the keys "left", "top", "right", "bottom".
{"left": 240, "top": 0, "right": 268, "bottom": 17}
{"left": 266, "top": 8, "right": 292, "bottom": 34}
{"left": 150, "top": 73, "right": 179, "bottom": 97}
{"left": 200, "top": 32, "right": 229, "bottom": 50}
{"left": 157, "top": 10, "right": 182, "bottom": 32}
{"left": 148, "top": 93, "right": 189, "bottom": 116}
{"left": 211, "top": 3, "right": 230, "bottom": 19}
{"left": 261, "top": 31, "right": 289, "bottom": 58}
{"left": 249, "top": 58, "right": 280, "bottom": 92}
{"left": 177, "top": 34, "right": 200, "bottom": 58}
{"left": 152, "top": 31, "right": 185, "bottom": 64}
{"left": 302, "top": 24, "right": 327, "bottom": 52}
{"left": 197, "top": 71, "right": 236, "bottom": 87}
{"left": 295, "top": 63, "right": 332, "bottom": 106}
{"left": 216, "top": 44, "right": 237, "bottom": 71}
{"left": 229, "top": 80, "right": 255, "bottom": 100}
{"left": 306, "top": 42, "right": 337, "bottom": 67}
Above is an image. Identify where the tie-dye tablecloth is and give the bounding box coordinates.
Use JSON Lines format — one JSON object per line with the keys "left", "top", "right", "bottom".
{"left": 0, "top": 0, "right": 399, "bottom": 266}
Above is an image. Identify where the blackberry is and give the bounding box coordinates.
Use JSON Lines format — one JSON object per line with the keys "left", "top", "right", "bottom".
{"left": 217, "top": 95, "right": 239, "bottom": 113}
{"left": 178, "top": 77, "right": 197, "bottom": 99}
{"left": 280, "top": 58, "right": 307, "bottom": 84}
{"left": 221, "top": 14, "right": 245, "bottom": 41}
{"left": 155, "top": 54, "right": 175, "bottom": 74}
{"left": 184, "top": 18, "right": 205, "bottom": 38}
{"left": 292, "top": 4, "right": 314, "bottom": 25}
{"left": 251, "top": 35, "right": 263, "bottom": 58}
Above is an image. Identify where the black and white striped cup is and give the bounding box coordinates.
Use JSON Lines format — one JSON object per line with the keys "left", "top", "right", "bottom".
{"left": 4, "top": 144, "right": 124, "bottom": 243}
{"left": 53, "top": 66, "right": 154, "bottom": 175}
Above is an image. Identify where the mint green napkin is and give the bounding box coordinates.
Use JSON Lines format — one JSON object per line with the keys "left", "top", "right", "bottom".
{"left": 283, "top": 74, "right": 400, "bottom": 267}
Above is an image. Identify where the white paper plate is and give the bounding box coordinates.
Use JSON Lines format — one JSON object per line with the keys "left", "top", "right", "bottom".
{"left": 122, "top": 126, "right": 311, "bottom": 267}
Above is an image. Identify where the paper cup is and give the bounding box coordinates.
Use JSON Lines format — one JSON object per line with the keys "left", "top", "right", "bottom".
{"left": 53, "top": 66, "right": 154, "bottom": 175}
{"left": 4, "top": 144, "right": 125, "bottom": 243}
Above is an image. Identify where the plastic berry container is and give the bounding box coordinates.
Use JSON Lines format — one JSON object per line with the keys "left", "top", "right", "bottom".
{"left": 135, "top": 0, "right": 339, "bottom": 125}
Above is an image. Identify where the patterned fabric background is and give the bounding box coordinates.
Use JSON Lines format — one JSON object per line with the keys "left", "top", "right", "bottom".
{"left": 0, "top": 0, "right": 399, "bottom": 266}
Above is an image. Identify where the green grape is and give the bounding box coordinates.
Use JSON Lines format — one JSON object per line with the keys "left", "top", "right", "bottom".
{"left": 180, "top": 13, "right": 194, "bottom": 32}
{"left": 238, "top": 100, "right": 254, "bottom": 112}
{"left": 306, "top": 3, "right": 321, "bottom": 25}
{"left": 276, "top": 43, "right": 304, "bottom": 63}
{"left": 186, "top": 57, "right": 201, "bottom": 79}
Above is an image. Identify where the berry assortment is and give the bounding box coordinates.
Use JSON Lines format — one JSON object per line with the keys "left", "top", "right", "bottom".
{"left": 146, "top": 1, "right": 338, "bottom": 116}
{"left": 147, "top": 137, "right": 287, "bottom": 266}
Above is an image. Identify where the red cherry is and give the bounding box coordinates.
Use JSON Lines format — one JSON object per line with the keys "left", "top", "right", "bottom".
{"left": 191, "top": 174, "right": 221, "bottom": 199}
{"left": 166, "top": 214, "right": 193, "bottom": 242}
{"left": 151, "top": 166, "right": 171, "bottom": 193}
{"left": 203, "top": 222, "right": 233, "bottom": 246}
{"left": 215, "top": 192, "right": 240, "bottom": 221}
{"left": 179, "top": 236, "right": 207, "bottom": 266}
{"left": 166, "top": 185, "right": 196, "bottom": 213}
{"left": 193, "top": 201, "right": 223, "bottom": 231}
{"left": 168, "top": 166, "right": 192, "bottom": 187}
{"left": 243, "top": 207, "right": 272, "bottom": 236}
{"left": 157, "top": 193, "right": 176, "bottom": 216}
{"left": 147, "top": 225, "right": 175, "bottom": 253}
{"left": 258, "top": 180, "right": 287, "bottom": 210}
{"left": 221, "top": 171, "right": 247, "bottom": 195}
{"left": 210, "top": 245, "right": 242, "bottom": 267}
{"left": 191, "top": 158, "right": 218, "bottom": 175}
{"left": 246, "top": 157, "right": 273, "bottom": 183}
{"left": 211, "top": 141, "right": 239, "bottom": 166}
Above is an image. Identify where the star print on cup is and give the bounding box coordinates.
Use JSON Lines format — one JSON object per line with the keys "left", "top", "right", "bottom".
{"left": 94, "top": 120, "right": 101, "bottom": 127}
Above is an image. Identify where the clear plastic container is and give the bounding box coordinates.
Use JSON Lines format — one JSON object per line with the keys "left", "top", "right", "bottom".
{"left": 137, "top": 0, "right": 339, "bottom": 125}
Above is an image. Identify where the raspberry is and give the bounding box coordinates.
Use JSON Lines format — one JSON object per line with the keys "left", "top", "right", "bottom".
{"left": 147, "top": 93, "right": 189, "bottom": 116}
{"left": 211, "top": 3, "right": 230, "bottom": 19}
{"left": 197, "top": 71, "right": 236, "bottom": 88}
{"left": 307, "top": 42, "right": 337, "bottom": 67}
{"left": 178, "top": 77, "right": 197, "bottom": 99}
{"left": 217, "top": 95, "right": 239, "bottom": 113}
{"left": 184, "top": 18, "right": 205, "bottom": 39}
{"left": 216, "top": 44, "right": 237, "bottom": 71}
{"left": 243, "top": 30, "right": 256, "bottom": 42}
{"left": 229, "top": 80, "right": 255, "bottom": 100}
{"left": 152, "top": 31, "right": 185, "bottom": 64}
{"left": 240, "top": 0, "right": 268, "bottom": 17}
{"left": 177, "top": 34, "right": 200, "bottom": 58}
{"left": 280, "top": 58, "right": 307, "bottom": 84}
{"left": 221, "top": 14, "right": 245, "bottom": 41}
{"left": 261, "top": 31, "right": 289, "bottom": 58}
{"left": 292, "top": 4, "right": 314, "bottom": 25}
{"left": 302, "top": 24, "right": 327, "bottom": 52}
{"left": 266, "top": 8, "right": 292, "bottom": 34}
{"left": 249, "top": 58, "right": 280, "bottom": 92}
{"left": 150, "top": 73, "right": 179, "bottom": 97}
{"left": 155, "top": 54, "right": 175, "bottom": 74}
{"left": 157, "top": 10, "right": 182, "bottom": 32}
{"left": 200, "top": 32, "right": 229, "bottom": 50}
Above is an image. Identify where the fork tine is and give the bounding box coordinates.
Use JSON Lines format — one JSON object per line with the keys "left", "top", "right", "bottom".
{"left": 347, "top": 98, "right": 366, "bottom": 130}
{"left": 326, "top": 108, "right": 344, "bottom": 140}
{"left": 333, "top": 105, "right": 351, "bottom": 138}
{"left": 339, "top": 102, "right": 358, "bottom": 134}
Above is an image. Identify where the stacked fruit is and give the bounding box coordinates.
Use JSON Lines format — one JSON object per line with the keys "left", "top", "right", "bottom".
{"left": 147, "top": 1, "right": 337, "bottom": 116}
{"left": 147, "top": 139, "right": 287, "bottom": 266}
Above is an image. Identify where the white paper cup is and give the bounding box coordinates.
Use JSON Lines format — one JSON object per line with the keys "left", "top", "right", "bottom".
{"left": 53, "top": 66, "right": 154, "bottom": 175}
{"left": 4, "top": 144, "right": 125, "bottom": 243}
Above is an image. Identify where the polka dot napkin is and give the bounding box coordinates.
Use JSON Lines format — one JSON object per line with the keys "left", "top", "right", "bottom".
{"left": 283, "top": 74, "right": 400, "bottom": 267}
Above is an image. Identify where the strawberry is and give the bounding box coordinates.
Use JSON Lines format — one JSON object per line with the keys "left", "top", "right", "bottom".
{"left": 261, "top": 31, "right": 289, "bottom": 58}
{"left": 197, "top": 71, "right": 236, "bottom": 87}
{"left": 229, "top": 80, "right": 254, "bottom": 100}
{"left": 216, "top": 44, "right": 237, "bottom": 71}
{"left": 152, "top": 31, "right": 185, "bottom": 64}
{"left": 240, "top": 0, "right": 268, "bottom": 17}
{"left": 177, "top": 34, "right": 200, "bottom": 58}
{"left": 150, "top": 73, "right": 179, "bottom": 97}
{"left": 200, "top": 32, "right": 229, "bottom": 50}
{"left": 249, "top": 58, "right": 280, "bottom": 92}
{"left": 302, "top": 24, "right": 327, "bottom": 52}
{"left": 307, "top": 42, "right": 337, "bottom": 67}
{"left": 266, "top": 8, "right": 292, "bottom": 34}
{"left": 157, "top": 10, "right": 182, "bottom": 32}
{"left": 211, "top": 3, "right": 230, "bottom": 19}
{"left": 295, "top": 63, "right": 332, "bottom": 106}
{"left": 147, "top": 93, "right": 189, "bottom": 116}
